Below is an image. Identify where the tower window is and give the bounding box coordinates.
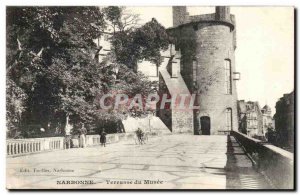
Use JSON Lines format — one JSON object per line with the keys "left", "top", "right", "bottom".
{"left": 193, "top": 60, "right": 197, "bottom": 83}
{"left": 224, "top": 59, "right": 232, "bottom": 94}
{"left": 180, "top": 59, "right": 183, "bottom": 73}
{"left": 226, "top": 108, "right": 232, "bottom": 131}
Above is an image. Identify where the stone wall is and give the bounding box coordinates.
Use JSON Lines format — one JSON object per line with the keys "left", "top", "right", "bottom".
{"left": 157, "top": 46, "right": 194, "bottom": 134}
{"left": 157, "top": 72, "right": 172, "bottom": 131}
{"left": 122, "top": 116, "right": 170, "bottom": 133}
{"left": 232, "top": 131, "right": 294, "bottom": 189}
{"left": 172, "top": 110, "right": 194, "bottom": 133}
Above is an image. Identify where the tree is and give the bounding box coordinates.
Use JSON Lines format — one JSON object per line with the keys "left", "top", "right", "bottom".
{"left": 7, "top": 7, "right": 107, "bottom": 137}
{"left": 103, "top": 6, "right": 140, "bottom": 33}
{"left": 6, "top": 6, "right": 167, "bottom": 138}
{"left": 103, "top": 6, "right": 170, "bottom": 71}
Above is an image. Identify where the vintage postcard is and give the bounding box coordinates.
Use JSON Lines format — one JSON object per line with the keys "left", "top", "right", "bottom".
{"left": 6, "top": 6, "right": 294, "bottom": 190}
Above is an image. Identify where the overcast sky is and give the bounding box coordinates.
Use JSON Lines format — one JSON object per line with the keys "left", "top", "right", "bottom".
{"left": 129, "top": 6, "right": 294, "bottom": 114}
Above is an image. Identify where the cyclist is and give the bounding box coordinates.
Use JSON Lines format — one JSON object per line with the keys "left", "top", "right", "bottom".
{"left": 135, "top": 128, "right": 145, "bottom": 145}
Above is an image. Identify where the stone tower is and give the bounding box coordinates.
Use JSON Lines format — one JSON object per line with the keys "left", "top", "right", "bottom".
{"left": 164, "top": 6, "right": 239, "bottom": 135}
{"left": 172, "top": 6, "right": 189, "bottom": 27}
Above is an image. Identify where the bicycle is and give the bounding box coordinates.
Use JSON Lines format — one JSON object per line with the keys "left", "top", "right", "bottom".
{"left": 134, "top": 128, "right": 147, "bottom": 145}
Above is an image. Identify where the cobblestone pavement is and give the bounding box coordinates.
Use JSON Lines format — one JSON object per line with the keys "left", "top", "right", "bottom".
{"left": 6, "top": 134, "right": 272, "bottom": 189}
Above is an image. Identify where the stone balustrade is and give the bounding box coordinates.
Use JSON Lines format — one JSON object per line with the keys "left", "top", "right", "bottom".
{"left": 7, "top": 137, "right": 64, "bottom": 157}
{"left": 7, "top": 131, "right": 165, "bottom": 157}
{"left": 85, "top": 132, "right": 144, "bottom": 146}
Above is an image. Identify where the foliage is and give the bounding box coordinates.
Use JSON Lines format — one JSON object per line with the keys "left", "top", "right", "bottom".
{"left": 104, "top": 6, "right": 170, "bottom": 70}
{"left": 6, "top": 78, "right": 27, "bottom": 138}
{"left": 7, "top": 7, "right": 107, "bottom": 137}
{"left": 6, "top": 6, "right": 168, "bottom": 138}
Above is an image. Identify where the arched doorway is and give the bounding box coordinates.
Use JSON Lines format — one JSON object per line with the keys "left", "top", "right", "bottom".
{"left": 200, "top": 116, "right": 211, "bottom": 135}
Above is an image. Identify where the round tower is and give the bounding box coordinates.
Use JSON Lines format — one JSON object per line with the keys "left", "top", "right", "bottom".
{"left": 168, "top": 6, "right": 239, "bottom": 135}
{"left": 195, "top": 7, "right": 238, "bottom": 135}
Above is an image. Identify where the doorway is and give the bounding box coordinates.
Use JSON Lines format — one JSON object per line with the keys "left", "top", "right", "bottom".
{"left": 200, "top": 116, "right": 211, "bottom": 135}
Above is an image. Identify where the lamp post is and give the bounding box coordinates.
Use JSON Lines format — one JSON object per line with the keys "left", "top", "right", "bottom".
{"left": 148, "top": 112, "right": 154, "bottom": 132}
{"left": 196, "top": 110, "right": 200, "bottom": 135}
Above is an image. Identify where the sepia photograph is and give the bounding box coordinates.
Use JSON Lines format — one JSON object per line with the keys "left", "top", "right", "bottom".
{"left": 5, "top": 5, "right": 295, "bottom": 190}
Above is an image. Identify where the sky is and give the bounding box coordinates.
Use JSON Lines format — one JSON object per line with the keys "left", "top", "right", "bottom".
{"left": 128, "top": 6, "right": 294, "bottom": 114}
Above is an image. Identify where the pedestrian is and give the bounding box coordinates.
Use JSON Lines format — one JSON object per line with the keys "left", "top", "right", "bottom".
{"left": 79, "top": 123, "right": 87, "bottom": 148}
{"left": 100, "top": 130, "right": 107, "bottom": 147}
{"left": 64, "top": 114, "right": 73, "bottom": 149}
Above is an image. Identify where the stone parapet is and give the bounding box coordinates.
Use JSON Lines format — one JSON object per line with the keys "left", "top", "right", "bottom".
{"left": 231, "top": 130, "right": 294, "bottom": 189}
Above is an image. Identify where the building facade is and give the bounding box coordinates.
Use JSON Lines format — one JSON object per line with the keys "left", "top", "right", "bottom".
{"left": 261, "top": 105, "right": 274, "bottom": 139}
{"left": 274, "top": 91, "right": 294, "bottom": 150}
{"left": 237, "top": 100, "right": 265, "bottom": 139}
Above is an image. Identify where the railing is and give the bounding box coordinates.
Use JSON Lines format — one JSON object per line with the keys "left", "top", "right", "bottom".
{"left": 231, "top": 130, "right": 294, "bottom": 189}
{"left": 218, "top": 130, "right": 231, "bottom": 135}
{"left": 7, "top": 137, "right": 64, "bottom": 157}
{"left": 7, "top": 131, "right": 165, "bottom": 157}
{"left": 84, "top": 134, "right": 122, "bottom": 146}
{"left": 85, "top": 131, "right": 163, "bottom": 146}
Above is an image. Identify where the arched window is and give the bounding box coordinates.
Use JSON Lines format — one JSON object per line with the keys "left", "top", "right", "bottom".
{"left": 226, "top": 108, "right": 232, "bottom": 131}
{"left": 224, "top": 59, "right": 232, "bottom": 94}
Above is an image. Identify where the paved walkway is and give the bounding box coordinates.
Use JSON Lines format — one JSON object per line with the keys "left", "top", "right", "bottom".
{"left": 6, "top": 134, "right": 272, "bottom": 189}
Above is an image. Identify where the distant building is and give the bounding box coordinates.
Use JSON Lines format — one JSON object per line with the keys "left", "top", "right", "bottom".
{"left": 261, "top": 105, "right": 274, "bottom": 139}
{"left": 237, "top": 100, "right": 264, "bottom": 139}
{"left": 274, "top": 91, "right": 294, "bottom": 150}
